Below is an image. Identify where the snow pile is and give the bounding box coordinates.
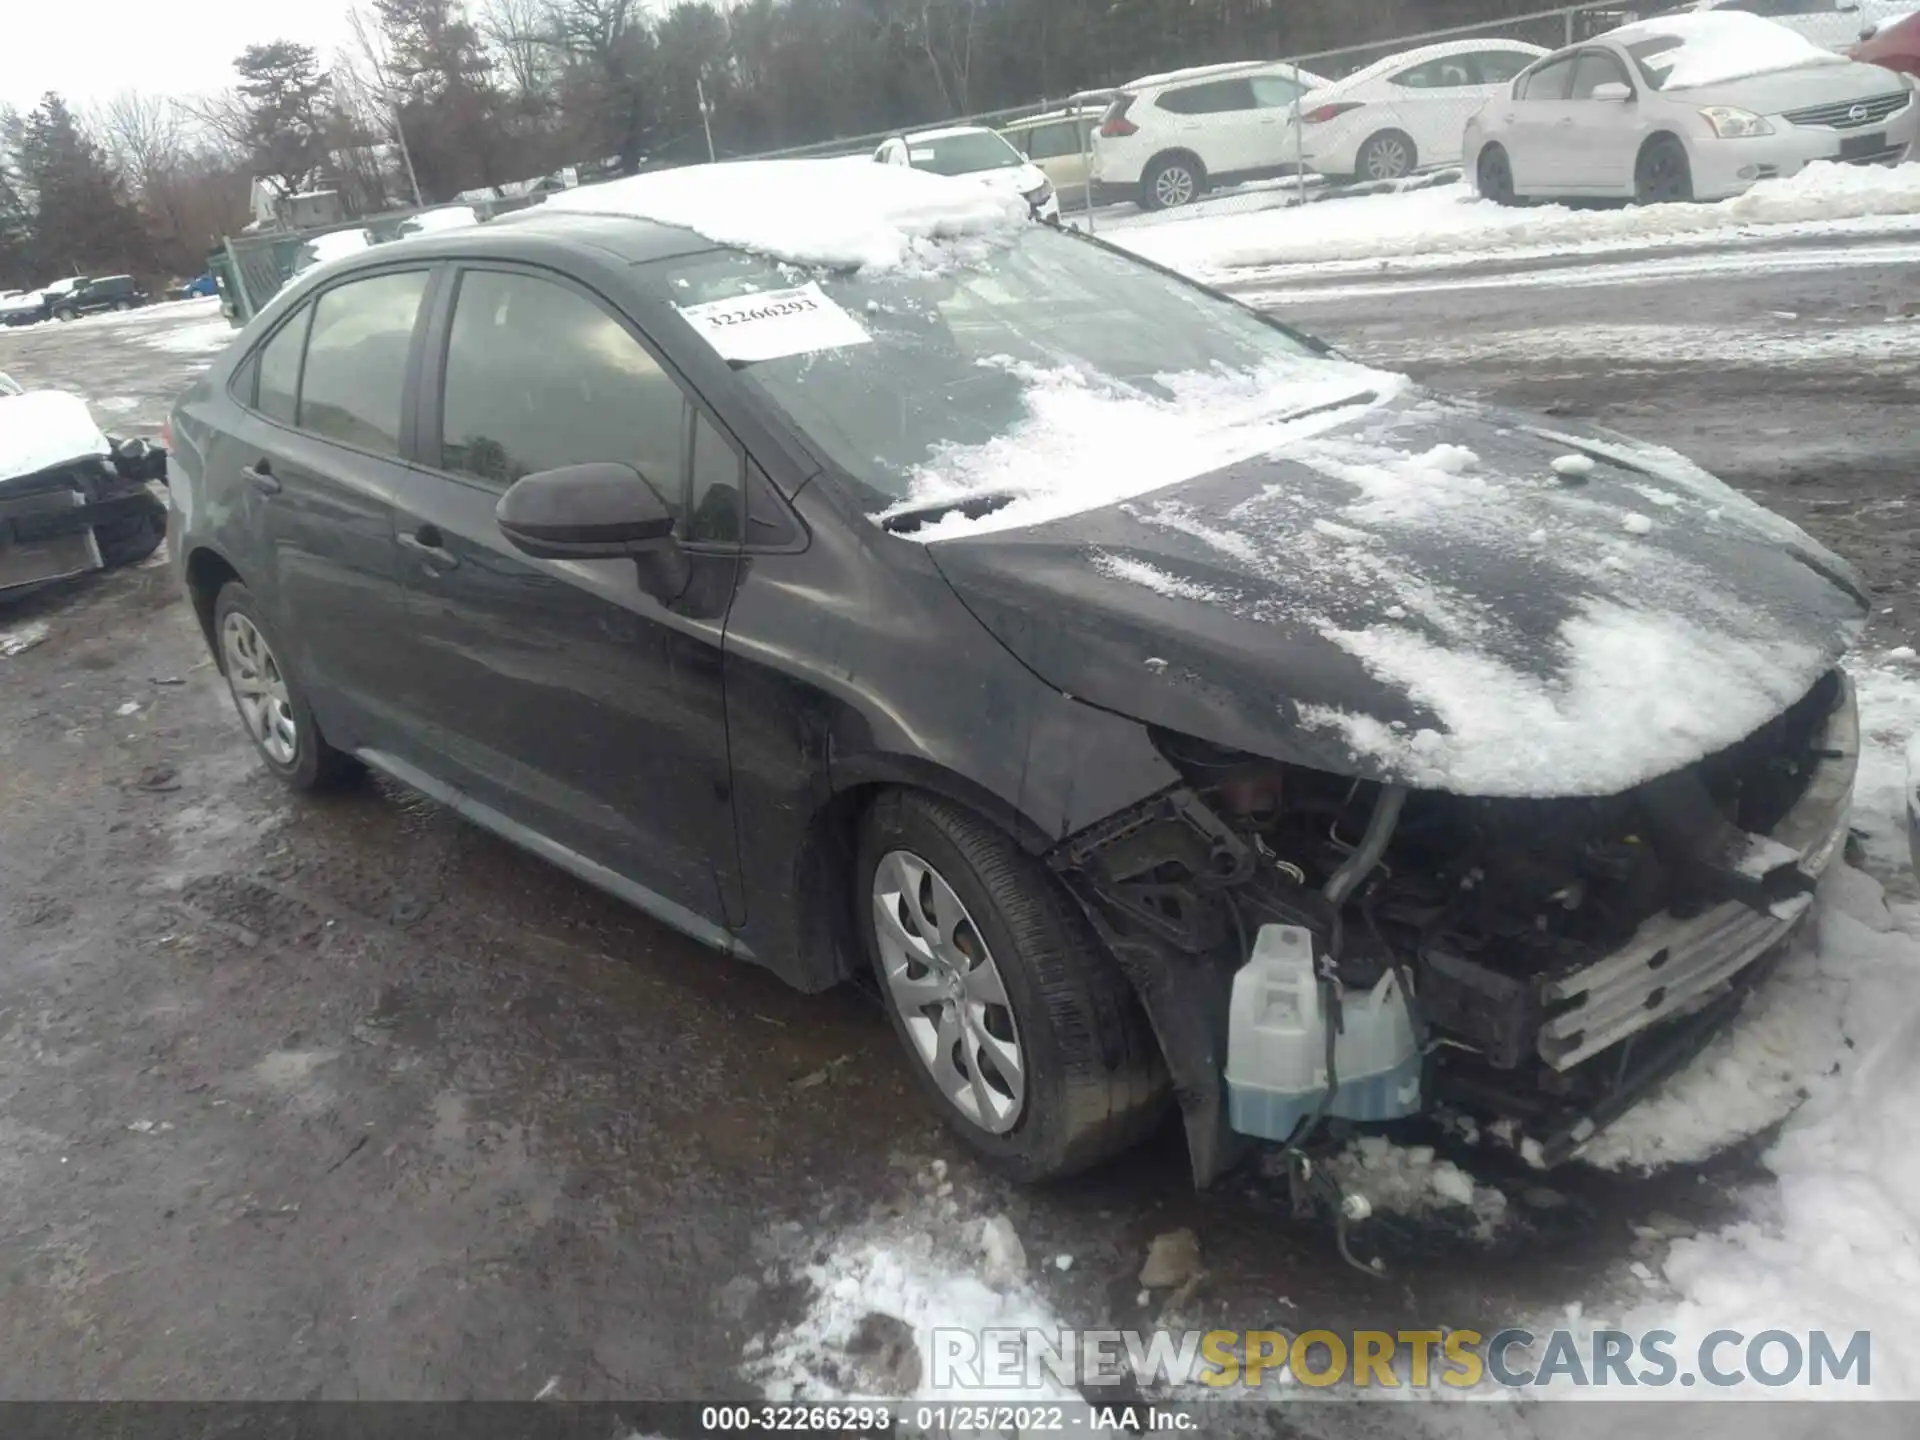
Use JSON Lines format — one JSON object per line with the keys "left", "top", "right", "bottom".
{"left": 1848, "top": 652, "right": 1920, "bottom": 876}
{"left": 1305, "top": 599, "right": 1827, "bottom": 797}
{"left": 748, "top": 1193, "right": 1119, "bottom": 1428}
{"left": 1616, "top": 11, "right": 1849, "bottom": 89}
{"left": 0, "top": 390, "right": 110, "bottom": 479}
{"left": 399, "top": 204, "right": 482, "bottom": 236}
{"left": 1327, "top": 1136, "right": 1510, "bottom": 1241}
{"left": 889, "top": 356, "right": 1403, "bottom": 542}
{"left": 544, "top": 158, "right": 1028, "bottom": 271}
{"left": 294, "top": 228, "right": 375, "bottom": 276}
{"left": 1110, "top": 164, "right": 1920, "bottom": 279}
{"left": 1603, "top": 867, "right": 1920, "bottom": 1395}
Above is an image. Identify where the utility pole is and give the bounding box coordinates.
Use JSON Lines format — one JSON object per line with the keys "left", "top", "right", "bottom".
{"left": 697, "top": 77, "right": 717, "bottom": 164}
{"left": 391, "top": 89, "right": 426, "bottom": 207}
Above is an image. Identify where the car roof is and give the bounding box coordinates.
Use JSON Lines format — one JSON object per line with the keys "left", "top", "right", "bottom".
{"left": 310, "top": 206, "right": 718, "bottom": 277}
{"left": 1315, "top": 36, "right": 1551, "bottom": 90}
{"left": 1120, "top": 58, "right": 1329, "bottom": 92}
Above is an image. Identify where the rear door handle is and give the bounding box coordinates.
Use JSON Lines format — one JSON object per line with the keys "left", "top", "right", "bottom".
{"left": 242, "top": 460, "right": 280, "bottom": 495}
{"left": 399, "top": 525, "right": 459, "bottom": 572}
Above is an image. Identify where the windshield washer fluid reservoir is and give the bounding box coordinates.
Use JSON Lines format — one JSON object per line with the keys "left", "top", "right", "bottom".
{"left": 1225, "top": 924, "right": 1421, "bottom": 1142}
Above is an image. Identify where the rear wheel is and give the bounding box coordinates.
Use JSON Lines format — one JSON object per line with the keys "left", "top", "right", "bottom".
{"left": 1357, "top": 130, "right": 1416, "bottom": 183}
{"left": 213, "top": 580, "right": 359, "bottom": 791}
{"left": 859, "top": 790, "right": 1169, "bottom": 1181}
{"left": 1141, "top": 153, "right": 1203, "bottom": 211}
{"left": 1477, "top": 144, "right": 1519, "bottom": 206}
{"left": 1635, "top": 136, "right": 1693, "bottom": 205}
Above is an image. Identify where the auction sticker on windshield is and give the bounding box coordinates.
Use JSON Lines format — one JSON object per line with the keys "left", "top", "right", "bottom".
{"left": 676, "top": 283, "right": 872, "bottom": 364}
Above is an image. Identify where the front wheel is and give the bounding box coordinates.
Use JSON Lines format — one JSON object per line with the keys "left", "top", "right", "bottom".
{"left": 95, "top": 506, "right": 165, "bottom": 568}
{"left": 859, "top": 790, "right": 1169, "bottom": 1182}
{"left": 53, "top": 308, "right": 75, "bottom": 322}
{"left": 1477, "top": 144, "right": 1519, "bottom": 206}
{"left": 112, "top": 299, "right": 135, "bottom": 312}
{"left": 1635, "top": 136, "right": 1693, "bottom": 205}
{"left": 213, "top": 580, "right": 360, "bottom": 791}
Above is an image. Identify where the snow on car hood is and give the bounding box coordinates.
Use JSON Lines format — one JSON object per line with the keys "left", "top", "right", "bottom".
{"left": 926, "top": 392, "right": 1867, "bottom": 799}
{"left": 0, "top": 390, "right": 111, "bottom": 484}
{"left": 1616, "top": 12, "right": 1849, "bottom": 90}
{"left": 966, "top": 163, "right": 1051, "bottom": 198}
{"left": 542, "top": 158, "right": 1028, "bottom": 271}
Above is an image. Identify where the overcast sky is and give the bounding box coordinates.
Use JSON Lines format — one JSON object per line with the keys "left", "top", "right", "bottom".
{"left": 2, "top": 0, "right": 357, "bottom": 114}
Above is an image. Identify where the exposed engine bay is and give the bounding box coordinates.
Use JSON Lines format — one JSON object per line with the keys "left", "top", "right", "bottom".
{"left": 1048, "top": 668, "right": 1857, "bottom": 1183}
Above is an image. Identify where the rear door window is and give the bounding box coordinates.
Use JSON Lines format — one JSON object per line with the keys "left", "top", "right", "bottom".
{"left": 1390, "top": 56, "right": 1478, "bottom": 89}
{"left": 1474, "top": 50, "right": 1544, "bottom": 84}
{"left": 1024, "top": 121, "right": 1083, "bottom": 160}
{"left": 1157, "top": 79, "right": 1257, "bottom": 115}
{"left": 297, "top": 270, "right": 429, "bottom": 456}
{"left": 437, "top": 268, "right": 689, "bottom": 510}
{"left": 254, "top": 305, "right": 311, "bottom": 426}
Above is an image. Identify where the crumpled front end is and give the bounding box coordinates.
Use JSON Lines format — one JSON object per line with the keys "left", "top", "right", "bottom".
{"left": 0, "top": 446, "right": 170, "bottom": 595}
{"left": 1047, "top": 668, "right": 1858, "bottom": 1183}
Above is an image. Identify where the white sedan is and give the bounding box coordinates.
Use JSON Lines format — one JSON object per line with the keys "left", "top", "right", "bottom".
{"left": 875, "top": 126, "right": 1062, "bottom": 221}
{"left": 1464, "top": 11, "right": 1919, "bottom": 204}
{"left": 1292, "top": 37, "right": 1549, "bottom": 181}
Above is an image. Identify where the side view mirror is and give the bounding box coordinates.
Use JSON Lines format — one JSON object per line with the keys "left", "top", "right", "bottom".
{"left": 1590, "top": 82, "right": 1633, "bottom": 103}
{"left": 497, "top": 462, "right": 674, "bottom": 559}
{"left": 498, "top": 462, "right": 691, "bottom": 602}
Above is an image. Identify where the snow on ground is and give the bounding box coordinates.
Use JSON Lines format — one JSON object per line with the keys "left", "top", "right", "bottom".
{"left": 1350, "top": 314, "right": 1920, "bottom": 373}
{"left": 134, "top": 318, "right": 239, "bottom": 357}
{"left": 1109, "top": 163, "right": 1920, "bottom": 280}
{"left": 544, "top": 158, "right": 1026, "bottom": 271}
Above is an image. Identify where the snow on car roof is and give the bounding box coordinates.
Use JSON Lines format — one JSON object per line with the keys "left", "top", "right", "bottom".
{"left": 541, "top": 159, "right": 1028, "bottom": 271}
{"left": 1121, "top": 59, "right": 1329, "bottom": 92}
{"left": 1310, "top": 36, "right": 1549, "bottom": 94}
{"left": 1607, "top": 11, "right": 1850, "bottom": 88}
{"left": 0, "top": 390, "right": 111, "bottom": 483}
{"left": 901, "top": 124, "right": 1003, "bottom": 143}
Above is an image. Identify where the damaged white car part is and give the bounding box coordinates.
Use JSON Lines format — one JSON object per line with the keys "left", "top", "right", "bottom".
{"left": 0, "top": 389, "right": 169, "bottom": 594}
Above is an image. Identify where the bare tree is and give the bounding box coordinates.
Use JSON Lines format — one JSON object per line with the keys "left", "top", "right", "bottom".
{"left": 94, "top": 91, "right": 186, "bottom": 198}
{"left": 481, "top": 0, "right": 560, "bottom": 100}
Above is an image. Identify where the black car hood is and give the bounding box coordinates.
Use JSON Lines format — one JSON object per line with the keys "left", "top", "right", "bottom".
{"left": 925, "top": 391, "right": 1867, "bottom": 798}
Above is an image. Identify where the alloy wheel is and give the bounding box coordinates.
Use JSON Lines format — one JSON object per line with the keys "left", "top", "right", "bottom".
{"left": 221, "top": 611, "right": 299, "bottom": 766}
{"left": 1153, "top": 165, "right": 1196, "bottom": 208}
{"left": 1363, "top": 135, "right": 1412, "bottom": 182}
{"left": 871, "top": 848, "right": 1026, "bottom": 1134}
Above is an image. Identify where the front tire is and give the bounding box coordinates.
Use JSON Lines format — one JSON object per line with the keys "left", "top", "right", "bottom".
{"left": 112, "top": 298, "right": 135, "bottom": 312}
{"left": 1635, "top": 136, "right": 1693, "bottom": 205}
{"left": 1140, "top": 154, "right": 1203, "bottom": 212}
{"left": 1477, "top": 143, "right": 1520, "bottom": 206}
{"left": 53, "top": 308, "right": 75, "bottom": 322}
{"left": 859, "top": 790, "right": 1169, "bottom": 1181}
{"left": 213, "top": 580, "right": 359, "bottom": 791}
{"left": 95, "top": 506, "right": 165, "bottom": 568}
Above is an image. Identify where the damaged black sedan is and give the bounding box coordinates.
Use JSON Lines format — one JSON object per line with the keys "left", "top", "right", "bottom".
{"left": 0, "top": 376, "right": 169, "bottom": 595}
{"left": 165, "top": 162, "right": 1865, "bottom": 1186}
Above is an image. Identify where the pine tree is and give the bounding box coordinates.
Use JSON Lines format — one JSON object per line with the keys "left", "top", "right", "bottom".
{"left": 233, "top": 41, "right": 335, "bottom": 200}
{"left": 18, "top": 94, "right": 154, "bottom": 280}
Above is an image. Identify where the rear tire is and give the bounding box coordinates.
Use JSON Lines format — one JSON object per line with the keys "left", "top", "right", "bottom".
{"left": 1357, "top": 130, "right": 1416, "bottom": 183}
{"left": 1635, "top": 136, "right": 1693, "bottom": 205}
{"left": 1140, "top": 153, "right": 1203, "bottom": 212}
{"left": 212, "top": 580, "right": 360, "bottom": 791}
{"left": 1477, "top": 143, "right": 1520, "bottom": 206}
{"left": 858, "top": 789, "right": 1170, "bottom": 1182}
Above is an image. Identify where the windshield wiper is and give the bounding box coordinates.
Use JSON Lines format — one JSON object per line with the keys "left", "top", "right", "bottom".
{"left": 879, "top": 490, "right": 1021, "bottom": 536}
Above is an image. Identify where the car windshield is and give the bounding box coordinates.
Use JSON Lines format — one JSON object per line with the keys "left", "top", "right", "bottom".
{"left": 906, "top": 131, "right": 1023, "bottom": 175}
{"left": 650, "top": 226, "right": 1370, "bottom": 517}
{"left": 1624, "top": 37, "right": 1689, "bottom": 89}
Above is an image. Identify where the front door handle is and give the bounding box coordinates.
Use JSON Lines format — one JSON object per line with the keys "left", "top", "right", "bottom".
{"left": 399, "top": 526, "right": 459, "bottom": 572}
{"left": 242, "top": 460, "right": 280, "bottom": 495}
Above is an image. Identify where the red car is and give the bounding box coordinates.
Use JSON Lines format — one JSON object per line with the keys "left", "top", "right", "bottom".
{"left": 1854, "top": 12, "right": 1920, "bottom": 79}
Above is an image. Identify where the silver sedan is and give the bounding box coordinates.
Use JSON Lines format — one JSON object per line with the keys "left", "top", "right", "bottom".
{"left": 1464, "top": 11, "right": 1919, "bottom": 204}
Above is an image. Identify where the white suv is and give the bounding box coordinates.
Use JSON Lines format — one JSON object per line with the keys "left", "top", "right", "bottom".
{"left": 1090, "top": 60, "right": 1332, "bottom": 210}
